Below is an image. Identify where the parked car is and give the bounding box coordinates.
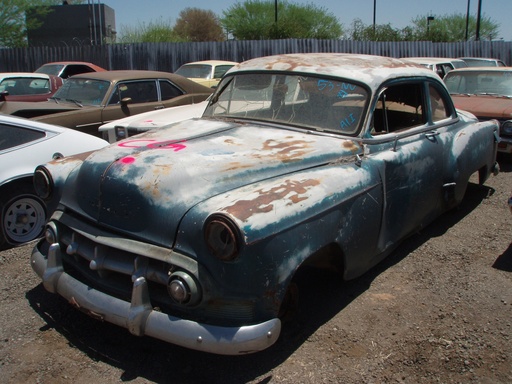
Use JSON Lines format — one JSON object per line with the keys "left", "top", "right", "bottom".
{"left": 98, "top": 98, "right": 209, "bottom": 143}
{"left": 175, "top": 60, "right": 238, "bottom": 88}
{"left": 459, "top": 57, "right": 507, "bottom": 67}
{"left": 0, "top": 72, "right": 63, "bottom": 102}
{"left": 400, "top": 57, "right": 459, "bottom": 78}
{"left": 0, "top": 70, "right": 213, "bottom": 137}
{"left": 0, "top": 115, "right": 108, "bottom": 248}
{"left": 34, "top": 61, "right": 106, "bottom": 79}
{"left": 30, "top": 53, "right": 499, "bottom": 355}
{"left": 444, "top": 67, "right": 512, "bottom": 154}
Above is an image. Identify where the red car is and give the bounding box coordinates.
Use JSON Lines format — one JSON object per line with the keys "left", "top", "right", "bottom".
{"left": 0, "top": 73, "right": 63, "bottom": 102}
{"left": 34, "top": 61, "right": 106, "bottom": 79}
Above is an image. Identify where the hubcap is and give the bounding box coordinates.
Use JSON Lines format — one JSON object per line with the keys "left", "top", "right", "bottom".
{"left": 3, "top": 196, "right": 46, "bottom": 244}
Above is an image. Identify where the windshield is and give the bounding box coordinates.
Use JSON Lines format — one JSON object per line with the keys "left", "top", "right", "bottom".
{"left": 444, "top": 70, "right": 512, "bottom": 97}
{"left": 203, "top": 73, "right": 368, "bottom": 135}
{"left": 176, "top": 64, "right": 212, "bottom": 79}
{"left": 52, "top": 78, "right": 110, "bottom": 105}
{"left": 35, "top": 64, "right": 64, "bottom": 76}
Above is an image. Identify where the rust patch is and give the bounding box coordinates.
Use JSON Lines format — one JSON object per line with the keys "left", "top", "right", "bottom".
{"left": 224, "top": 178, "right": 321, "bottom": 222}
{"left": 259, "top": 139, "right": 314, "bottom": 163}
{"left": 342, "top": 140, "right": 361, "bottom": 153}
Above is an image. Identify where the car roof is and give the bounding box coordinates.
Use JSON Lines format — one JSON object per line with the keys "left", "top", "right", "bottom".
{"left": 0, "top": 72, "right": 51, "bottom": 79}
{"left": 180, "top": 60, "right": 238, "bottom": 66}
{"left": 0, "top": 113, "right": 69, "bottom": 134}
{"left": 446, "top": 67, "right": 512, "bottom": 74}
{"left": 39, "top": 61, "right": 106, "bottom": 70}
{"left": 401, "top": 57, "right": 455, "bottom": 64}
{"left": 230, "top": 53, "right": 440, "bottom": 91}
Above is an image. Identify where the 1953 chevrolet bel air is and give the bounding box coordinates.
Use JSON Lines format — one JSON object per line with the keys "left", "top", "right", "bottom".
{"left": 30, "top": 53, "right": 500, "bottom": 355}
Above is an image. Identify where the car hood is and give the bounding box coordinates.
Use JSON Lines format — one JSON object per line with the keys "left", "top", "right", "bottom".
{"left": 0, "top": 100, "right": 81, "bottom": 116}
{"left": 60, "top": 118, "right": 362, "bottom": 246}
{"left": 451, "top": 95, "right": 512, "bottom": 119}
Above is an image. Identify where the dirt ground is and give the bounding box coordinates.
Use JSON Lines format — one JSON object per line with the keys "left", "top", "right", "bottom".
{"left": 1, "top": 156, "right": 511, "bottom": 384}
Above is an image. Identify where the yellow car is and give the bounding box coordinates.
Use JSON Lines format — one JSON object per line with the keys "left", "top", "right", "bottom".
{"left": 175, "top": 60, "right": 238, "bottom": 88}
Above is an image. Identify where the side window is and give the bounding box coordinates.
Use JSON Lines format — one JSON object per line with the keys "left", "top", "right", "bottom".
{"left": 0, "top": 124, "right": 45, "bottom": 151}
{"left": 113, "top": 80, "right": 159, "bottom": 104}
{"left": 372, "top": 82, "right": 426, "bottom": 135}
{"left": 62, "top": 65, "right": 95, "bottom": 79}
{"left": 159, "top": 80, "right": 183, "bottom": 100}
{"left": 213, "top": 65, "right": 234, "bottom": 79}
{"left": 429, "top": 85, "right": 451, "bottom": 122}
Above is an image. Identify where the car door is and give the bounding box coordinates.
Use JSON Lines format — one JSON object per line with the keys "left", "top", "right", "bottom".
{"left": 101, "top": 79, "right": 164, "bottom": 124}
{"left": 366, "top": 80, "right": 447, "bottom": 252}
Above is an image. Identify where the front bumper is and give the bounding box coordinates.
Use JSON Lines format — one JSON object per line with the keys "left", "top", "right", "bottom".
{"left": 31, "top": 241, "right": 281, "bottom": 355}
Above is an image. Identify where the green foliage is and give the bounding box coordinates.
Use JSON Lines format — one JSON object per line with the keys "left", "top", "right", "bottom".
{"left": 411, "top": 13, "right": 500, "bottom": 42}
{"left": 119, "top": 19, "right": 181, "bottom": 43}
{"left": 173, "top": 8, "right": 225, "bottom": 42}
{"left": 348, "top": 13, "right": 500, "bottom": 42}
{"left": 221, "top": 1, "right": 343, "bottom": 40}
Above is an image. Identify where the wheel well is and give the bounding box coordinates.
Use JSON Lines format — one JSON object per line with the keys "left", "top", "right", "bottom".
{"left": 0, "top": 177, "right": 36, "bottom": 202}
{"left": 297, "top": 243, "right": 345, "bottom": 277}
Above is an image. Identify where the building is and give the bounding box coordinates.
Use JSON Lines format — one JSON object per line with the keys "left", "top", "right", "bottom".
{"left": 27, "top": 2, "right": 116, "bottom": 47}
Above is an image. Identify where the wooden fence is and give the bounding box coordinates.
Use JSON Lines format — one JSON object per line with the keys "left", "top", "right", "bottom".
{"left": 1, "top": 39, "right": 511, "bottom": 73}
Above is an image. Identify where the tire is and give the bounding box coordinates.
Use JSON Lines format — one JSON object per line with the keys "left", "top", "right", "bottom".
{"left": 1, "top": 190, "right": 47, "bottom": 246}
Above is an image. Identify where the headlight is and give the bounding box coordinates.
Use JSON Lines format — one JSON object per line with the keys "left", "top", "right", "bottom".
{"left": 204, "top": 216, "right": 240, "bottom": 261}
{"left": 501, "top": 120, "right": 512, "bottom": 136}
{"left": 34, "top": 166, "right": 53, "bottom": 200}
{"left": 115, "top": 126, "right": 128, "bottom": 141}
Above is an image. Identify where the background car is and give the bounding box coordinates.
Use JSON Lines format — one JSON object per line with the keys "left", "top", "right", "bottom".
{"left": 444, "top": 67, "right": 512, "bottom": 155}
{"left": 175, "top": 60, "right": 238, "bottom": 88}
{"left": 459, "top": 57, "right": 507, "bottom": 67}
{"left": 0, "top": 70, "right": 213, "bottom": 137}
{"left": 30, "top": 53, "right": 499, "bottom": 355}
{"left": 98, "top": 98, "right": 209, "bottom": 143}
{"left": 401, "top": 57, "right": 458, "bottom": 78}
{"left": 0, "top": 72, "right": 63, "bottom": 102}
{"left": 34, "top": 61, "right": 106, "bottom": 79}
{"left": 0, "top": 115, "right": 108, "bottom": 248}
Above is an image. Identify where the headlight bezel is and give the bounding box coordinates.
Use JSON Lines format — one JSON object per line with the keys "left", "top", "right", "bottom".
{"left": 501, "top": 120, "right": 512, "bottom": 136}
{"left": 204, "top": 214, "right": 241, "bottom": 262}
{"left": 33, "top": 166, "right": 53, "bottom": 200}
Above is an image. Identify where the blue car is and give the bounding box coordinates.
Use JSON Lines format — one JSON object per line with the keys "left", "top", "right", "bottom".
{"left": 31, "top": 54, "right": 500, "bottom": 355}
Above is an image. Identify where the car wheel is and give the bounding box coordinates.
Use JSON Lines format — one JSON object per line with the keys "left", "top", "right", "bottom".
{"left": 1, "top": 192, "right": 47, "bottom": 246}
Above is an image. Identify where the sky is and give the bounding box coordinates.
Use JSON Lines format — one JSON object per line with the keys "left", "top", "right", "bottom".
{"left": 99, "top": 0, "right": 512, "bottom": 41}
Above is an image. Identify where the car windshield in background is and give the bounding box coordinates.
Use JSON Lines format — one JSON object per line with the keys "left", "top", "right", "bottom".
{"left": 176, "top": 64, "right": 212, "bottom": 79}
{"left": 51, "top": 78, "right": 110, "bottom": 106}
{"left": 444, "top": 70, "right": 512, "bottom": 97}
{"left": 204, "top": 74, "right": 368, "bottom": 135}
{"left": 34, "top": 64, "right": 64, "bottom": 76}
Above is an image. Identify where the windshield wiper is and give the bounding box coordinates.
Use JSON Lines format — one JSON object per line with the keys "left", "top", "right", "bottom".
{"left": 48, "top": 97, "right": 60, "bottom": 103}
{"left": 66, "top": 99, "right": 83, "bottom": 107}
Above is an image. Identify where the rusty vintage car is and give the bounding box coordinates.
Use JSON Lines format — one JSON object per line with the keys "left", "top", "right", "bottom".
{"left": 30, "top": 54, "right": 499, "bottom": 355}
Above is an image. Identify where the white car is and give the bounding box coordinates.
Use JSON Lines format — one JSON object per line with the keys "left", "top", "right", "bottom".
{"left": 0, "top": 115, "right": 108, "bottom": 247}
{"left": 174, "top": 60, "right": 238, "bottom": 88}
{"left": 98, "top": 99, "right": 209, "bottom": 143}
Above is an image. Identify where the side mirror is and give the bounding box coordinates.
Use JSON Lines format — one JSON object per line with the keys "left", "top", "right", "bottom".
{"left": 0, "top": 91, "right": 9, "bottom": 101}
{"left": 120, "top": 97, "right": 132, "bottom": 105}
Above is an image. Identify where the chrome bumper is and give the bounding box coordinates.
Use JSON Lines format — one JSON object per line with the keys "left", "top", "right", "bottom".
{"left": 31, "top": 242, "right": 281, "bottom": 355}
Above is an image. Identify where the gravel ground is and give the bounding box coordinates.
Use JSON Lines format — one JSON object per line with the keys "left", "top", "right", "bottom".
{"left": 0, "top": 156, "right": 511, "bottom": 384}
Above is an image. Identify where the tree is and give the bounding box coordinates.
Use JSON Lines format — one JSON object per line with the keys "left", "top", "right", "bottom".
{"left": 349, "top": 18, "right": 407, "bottom": 41}
{"left": 411, "top": 13, "right": 500, "bottom": 42}
{"left": 221, "top": 1, "right": 343, "bottom": 40}
{"left": 119, "top": 19, "right": 181, "bottom": 43}
{"left": 173, "top": 8, "right": 225, "bottom": 42}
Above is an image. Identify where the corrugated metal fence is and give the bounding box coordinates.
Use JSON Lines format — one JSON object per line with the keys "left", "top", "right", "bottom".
{"left": 1, "top": 39, "right": 511, "bottom": 73}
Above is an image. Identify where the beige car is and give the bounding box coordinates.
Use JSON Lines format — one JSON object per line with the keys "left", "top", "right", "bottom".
{"left": 175, "top": 60, "right": 238, "bottom": 88}
{"left": 0, "top": 70, "right": 213, "bottom": 137}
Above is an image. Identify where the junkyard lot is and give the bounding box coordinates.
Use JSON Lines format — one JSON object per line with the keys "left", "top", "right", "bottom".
{"left": 0, "top": 158, "right": 511, "bottom": 383}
